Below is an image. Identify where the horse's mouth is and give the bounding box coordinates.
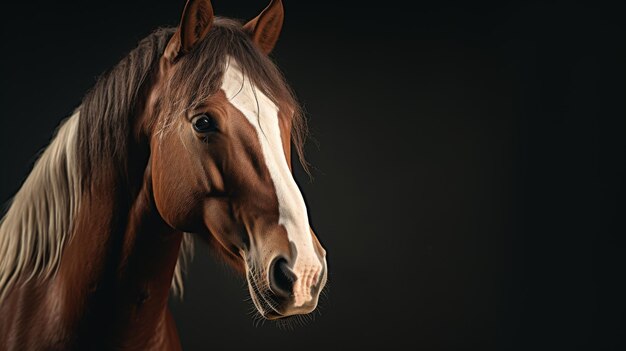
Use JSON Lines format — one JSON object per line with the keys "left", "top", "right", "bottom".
{"left": 246, "top": 272, "right": 286, "bottom": 320}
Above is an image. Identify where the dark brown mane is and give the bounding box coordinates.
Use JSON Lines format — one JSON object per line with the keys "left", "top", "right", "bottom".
{"left": 78, "top": 18, "right": 308, "bottom": 188}
{"left": 77, "top": 28, "right": 171, "bottom": 186}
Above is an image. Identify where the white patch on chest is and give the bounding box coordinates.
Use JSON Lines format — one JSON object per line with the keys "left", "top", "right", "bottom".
{"left": 221, "top": 58, "right": 321, "bottom": 305}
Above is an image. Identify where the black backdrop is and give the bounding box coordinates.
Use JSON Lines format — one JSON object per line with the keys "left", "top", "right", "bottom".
{"left": 1, "top": 0, "right": 624, "bottom": 349}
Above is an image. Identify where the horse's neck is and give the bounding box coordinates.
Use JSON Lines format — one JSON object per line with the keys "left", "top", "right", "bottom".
{"left": 54, "top": 168, "right": 183, "bottom": 348}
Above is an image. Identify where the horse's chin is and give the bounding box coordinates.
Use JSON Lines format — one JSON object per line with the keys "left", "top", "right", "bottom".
{"left": 248, "top": 290, "right": 293, "bottom": 321}
{"left": 246, "top": 279, "right": 321, "bottom": 322}
{"left": 246, "top": 277, "right": 281, "bottom": 320}
{"left": 261, "top": 310, "right": 285, "bottom": 320}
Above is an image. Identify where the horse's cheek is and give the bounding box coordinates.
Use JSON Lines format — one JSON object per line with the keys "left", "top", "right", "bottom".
{"left": 150, "top": 142, "right": 200, "bottom": 231}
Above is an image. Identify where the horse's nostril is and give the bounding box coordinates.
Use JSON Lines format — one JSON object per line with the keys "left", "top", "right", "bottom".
{"left": 270, "top": 257, "right": 295, "bottom": 298}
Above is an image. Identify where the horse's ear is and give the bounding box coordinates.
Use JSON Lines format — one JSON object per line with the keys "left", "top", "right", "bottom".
{"left": 164, "top": 0, "right": 214, "bottom": 61}
{"left": 243, "top": 0, "right": 284, "bottom": 55}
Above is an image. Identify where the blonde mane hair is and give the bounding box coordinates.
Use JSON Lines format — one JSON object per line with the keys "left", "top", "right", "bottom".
{"left": 0, "top": 111, "right": 193, "bottom": 303}
{"left": 0, "top": 113, "right": 81, "bottom": 303}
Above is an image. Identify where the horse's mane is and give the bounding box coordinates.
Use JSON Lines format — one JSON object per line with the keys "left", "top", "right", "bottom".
{"left": 0, "top": 113, "right": 81, "bottom": 303}
{"left": 0, "top": 18, "right": 308, "bottom": 303}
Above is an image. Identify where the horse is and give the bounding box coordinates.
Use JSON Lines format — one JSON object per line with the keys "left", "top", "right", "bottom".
{"left": 0, "top": 0, "right": 328, "bottom": 349}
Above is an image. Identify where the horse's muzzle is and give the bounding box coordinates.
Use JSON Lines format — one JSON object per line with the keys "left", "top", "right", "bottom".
{"left": 250, "top": 254, "right": 326, "bottom": 320}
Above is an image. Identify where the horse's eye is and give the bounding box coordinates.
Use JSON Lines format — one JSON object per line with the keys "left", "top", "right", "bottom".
{"left": 192, "top": 114, "right": 219, "bottom": 133}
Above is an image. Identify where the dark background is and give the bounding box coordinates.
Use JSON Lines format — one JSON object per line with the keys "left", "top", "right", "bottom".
{"left": 1, "top": 0, "right": 625, "bottom": 349}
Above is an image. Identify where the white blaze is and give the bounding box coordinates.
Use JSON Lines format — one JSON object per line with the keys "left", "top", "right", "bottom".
{"left": 221, "top": 58, "right": 322, "bottom": 306}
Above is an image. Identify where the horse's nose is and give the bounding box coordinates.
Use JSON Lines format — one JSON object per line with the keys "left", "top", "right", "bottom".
{"left": 269, "top": 257, "right": 296, "bottom": 298}
{"left": 268, "top": 255, "right": 324, "bottom": 309}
